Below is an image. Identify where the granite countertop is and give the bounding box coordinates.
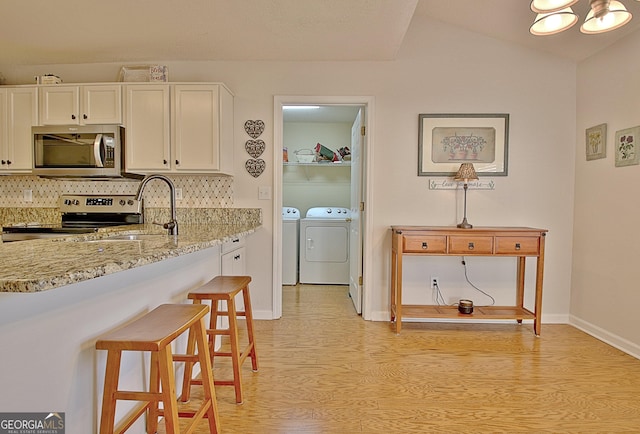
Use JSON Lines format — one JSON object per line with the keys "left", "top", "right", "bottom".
{"left": 0, "top": 222, "right": 260, "bottom": 293}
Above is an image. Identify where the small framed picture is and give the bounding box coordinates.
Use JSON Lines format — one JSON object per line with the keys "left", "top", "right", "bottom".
{"left": 615, "top": 126, "right": 640, "bottom": 167}
{"left": 586, "top": 123, "right": 606, "bottom": 161}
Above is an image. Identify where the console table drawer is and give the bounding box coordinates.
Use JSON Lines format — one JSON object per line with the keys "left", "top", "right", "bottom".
{"left": 403, "top": 235, "right": 447, "bottom": 253}
{"left": 448, "top": 236, "right": 493, "bottom": 254}
{"left": 495, "top": 236, "right": 540, "bottom": 255}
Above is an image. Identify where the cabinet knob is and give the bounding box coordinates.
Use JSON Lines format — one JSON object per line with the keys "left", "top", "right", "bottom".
{"left": 163, "top": 159, "right": 168, "bottom": 165}
{"left": 71, "top": 114, "right": 76, "bottom": 120}
{"left": 421, "top": 242, "right": 428, "bottom": 250}
{"left": 515, "top": 243, "right": 521, "bottom": 250}
{"left": 175, "top": 160, "right": 180, "bottom": 165}
{"left": 468, "top": 242, "right": 475, "bottom": 250}
{"left": 83, "top": 114, "right": 88, "bottom": 119}
{"left": 6, "top": 160, "right": 11, "bottom": 165}
{"left": 1, "top": 160, "right": 6, "bottom": 165}
{"left": 234, "top": 254, "right": 241, "bottom": 260}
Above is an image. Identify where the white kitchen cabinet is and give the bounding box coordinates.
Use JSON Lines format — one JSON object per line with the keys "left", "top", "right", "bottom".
{"left": 124, "top": 84, "right": 171, "bottom": 172}
{"left": 0, "top": 87, "right": 38, "bottom": 173}
{"left": 221, "top": 236, "right": 246, "bottom": 276}
{"left": 39, "top": 84, "right": 122, "bottom": 125}
{"left": 221, "top": 236, "right": 247, "bottom": 311}
{"left": 124, "top": 83, "right": 234, "bottom": 175}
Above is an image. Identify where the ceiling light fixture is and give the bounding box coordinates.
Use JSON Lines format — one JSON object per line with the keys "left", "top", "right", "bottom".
{"left": 530, "top": 0, "right": 635, "bottom": 35}
{"left": 283, "top": 105, "right": 320, "bottom": 110}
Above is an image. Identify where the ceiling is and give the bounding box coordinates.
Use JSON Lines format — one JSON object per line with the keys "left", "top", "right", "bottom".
{"left": 3, "top": 0, "right": 640, "bottom": 66}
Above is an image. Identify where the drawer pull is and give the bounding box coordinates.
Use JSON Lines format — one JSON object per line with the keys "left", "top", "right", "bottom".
{"left": 422, "top": 242, "right": 428, "bottom": 249}
{"left": 515, "top": 243, "right": 521, "bottom": 250}
{"left": 468, "top": 242, "right": 474, "bottom": 250}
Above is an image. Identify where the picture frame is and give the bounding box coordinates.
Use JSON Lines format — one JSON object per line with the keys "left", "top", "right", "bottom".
{"left": 586, "top": 123, "right": 607, "bottom": 161}
{"left": 615, "top": 126, "right": 640, "bottom": 167}
{"left": 418, "top": 113, "right": 509, "bottom": 176}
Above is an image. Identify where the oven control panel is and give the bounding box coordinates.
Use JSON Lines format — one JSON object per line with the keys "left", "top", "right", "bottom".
{"left": 60, "top": 195, "right": 142, "bottom": 214}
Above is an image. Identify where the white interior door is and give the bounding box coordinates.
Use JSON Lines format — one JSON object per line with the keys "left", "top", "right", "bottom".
{"left": 349, "top": 108, "right": 364, "bottom": 313}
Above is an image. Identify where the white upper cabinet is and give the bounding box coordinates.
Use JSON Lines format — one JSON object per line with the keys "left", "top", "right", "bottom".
{"left": 124, "top": 84, "right": 171, "bottom": 172}
{"left": 39, "top": 84, "right": 122, "bottom": 125}
{"left": 0, "top": 87, "right": 38, "bottom": 173}
{"left": 125, "top": 83, "right": 234, "bottom": 175}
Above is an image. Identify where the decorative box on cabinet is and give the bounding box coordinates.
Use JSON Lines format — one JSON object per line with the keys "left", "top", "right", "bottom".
{"left": 390, "top": 226, "right": 548, "bottom": 336}
{"left": 124, "top": 83, "right": 234, "bottom": 175}
{"left": 38, "top": 84, "right": 122, "bottom": 125}
{"left": 0, "top": 87, "right": 38, "bottom": 173}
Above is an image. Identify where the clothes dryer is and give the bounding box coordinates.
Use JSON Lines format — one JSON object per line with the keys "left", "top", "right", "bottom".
{"left": 299, "top": 207, "right": 351, "bottom": 285}
{"left": 282, "top": 207, "right": 300, "bottom": 285}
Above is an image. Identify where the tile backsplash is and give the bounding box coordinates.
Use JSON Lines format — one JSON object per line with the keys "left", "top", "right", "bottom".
{"left": 0, "top": 175, "right": 234, "bottom": 208}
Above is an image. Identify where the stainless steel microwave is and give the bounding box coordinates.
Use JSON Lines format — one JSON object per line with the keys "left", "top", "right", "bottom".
{"left": 33, "top": 125, "right": 126, "bottom": 177}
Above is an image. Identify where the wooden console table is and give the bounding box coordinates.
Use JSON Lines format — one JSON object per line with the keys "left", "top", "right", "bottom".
{"left": 390, "top": 226, "right": 547, "bottom": 335}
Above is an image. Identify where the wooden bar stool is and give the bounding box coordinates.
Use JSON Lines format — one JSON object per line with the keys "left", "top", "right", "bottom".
{"left": 180, "top": 275, "right": 258, "bottom": 404}
{"left": 96, "top": 303, "right": 220, "bottom": 434}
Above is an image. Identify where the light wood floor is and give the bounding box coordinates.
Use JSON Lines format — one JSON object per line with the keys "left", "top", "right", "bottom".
{"left": 164, "top": 284, "right": 640, "bottom": 433}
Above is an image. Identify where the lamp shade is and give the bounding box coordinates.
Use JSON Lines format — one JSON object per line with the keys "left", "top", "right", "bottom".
{"left": 530, "top": 7, "right": 579, "bottom": 35}
{"left": 454, "top": 163, "right": 479, "bottom": 182}
{"left": 580, "top": 0, "right": 632, "bottom": 34}
{"left": 530, "top": 0, "right": 579, "bottom": 13}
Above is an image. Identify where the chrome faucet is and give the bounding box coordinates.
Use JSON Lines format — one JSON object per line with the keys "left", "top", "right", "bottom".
{"left": 135, "top": 174, "right": 178, "bottom": 235}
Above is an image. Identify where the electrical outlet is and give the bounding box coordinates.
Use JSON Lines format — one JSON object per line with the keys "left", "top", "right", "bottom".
{"left": 431, "top": 276, "right": 439, "bottom": 288}
{"left": 175, "top": 188, "right": 183, "bottom": 200}
{"left": 23, "top": 189, "right": 33, "bottom": 202}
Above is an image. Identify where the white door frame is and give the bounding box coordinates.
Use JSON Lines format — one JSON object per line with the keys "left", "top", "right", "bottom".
{"left": 272, "top": 95, "right": 375, "bottom": 320}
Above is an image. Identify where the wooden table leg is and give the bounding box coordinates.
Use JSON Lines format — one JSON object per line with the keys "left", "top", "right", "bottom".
{"left": 516, "top": 256, "right": 525, "bottom": 324}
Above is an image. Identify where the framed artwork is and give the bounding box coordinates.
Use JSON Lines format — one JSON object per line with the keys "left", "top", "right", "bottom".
{"left": 418, "top": 113, "right": 509, "bottom": 176}
{"left": 615, "top": 126, "right": 640, "bottom": 167}
{"left": 586, "top": 123, "right": 606, "bottom": 161}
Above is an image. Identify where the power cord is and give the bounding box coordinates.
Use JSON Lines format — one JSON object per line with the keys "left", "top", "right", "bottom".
{"left": 433, "top": 281, "right": 447, "bottom": 305}
{"left": 461, "top": 256, "right": 495, "bottom": 306}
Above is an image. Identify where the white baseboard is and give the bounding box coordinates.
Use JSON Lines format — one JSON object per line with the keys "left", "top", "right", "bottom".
{"left": 570, "top": 315, "right": 640, "bottom": 360}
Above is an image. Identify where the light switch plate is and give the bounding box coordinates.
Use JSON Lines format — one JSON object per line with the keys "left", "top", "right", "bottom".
{"left": 258, "top": 186, "right": 271, "bottom": 200}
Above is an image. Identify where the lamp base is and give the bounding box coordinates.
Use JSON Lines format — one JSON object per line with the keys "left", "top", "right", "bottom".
{"left": 457, "top": 218, "right": 473, "bottom": 229}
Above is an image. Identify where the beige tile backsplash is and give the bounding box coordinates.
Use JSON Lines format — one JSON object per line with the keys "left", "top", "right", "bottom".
{"left": 0, "top": 175, "right": 234, "bottom": 208}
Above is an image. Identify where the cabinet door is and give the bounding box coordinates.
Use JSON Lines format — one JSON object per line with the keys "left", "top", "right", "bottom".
{"left": 39, "top": 86, "right": 79, "bottom": 125}
{"left": 172, "top": 84, "right": 221, "bottom": 171}
{"left": 5, "top": 88, "right": 38, "bottom": 172}
{"left": 221, "top": 246, "right": 246, "bottom": 276}
{"left": 124, "top": 84, "right": 171, "bottom": 173}
{"left": 0, "top": 90, "right": 7, "bottom": 169}
{"left": 82, "top": 85, "right": 122, "bottom": 124}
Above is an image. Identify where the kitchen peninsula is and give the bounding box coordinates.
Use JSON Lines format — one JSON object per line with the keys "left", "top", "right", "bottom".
{"left": 0, "top": 216, "right": 260, "bottom": 433}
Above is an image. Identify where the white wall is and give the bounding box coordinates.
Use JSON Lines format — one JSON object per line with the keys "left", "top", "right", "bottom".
{"left": 1, "top": 14, "right": 576, "bottom": 329}
{"left": 283, "top": 121, "right": 351, "bottom": 215}
{"left": 573, "top": 30, "right": 640, "bottom": 357}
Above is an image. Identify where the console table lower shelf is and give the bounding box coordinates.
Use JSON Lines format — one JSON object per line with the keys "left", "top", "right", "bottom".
{"left": 390, "top": 225, "right": 548, "bottom": 336}
{"left": 394, "top": 305, "right": 536, "bottom": 320}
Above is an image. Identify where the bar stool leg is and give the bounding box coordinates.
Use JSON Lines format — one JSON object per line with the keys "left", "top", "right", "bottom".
{"left": 147, "top": 352, "right": 160, "bottom": 434}
{"left": 226, "top": 297, "right": 243, "bottom": 404}
{"left": 158, "top": 345, "right": 179, "bottom": 434}
{"left": 99, "top": 350, "right": 122, "bottom": 434}
{"left": 193, "top": 310, "right": 221, "bottom": 433}
{"left": 179, "top": 306, "right": 199, "bottom": 403}
{"left": 209, "top": 299, "right": 220, "bottom": 363}
{"left": 242, "top": 286, "right": 259, "bottom": 372}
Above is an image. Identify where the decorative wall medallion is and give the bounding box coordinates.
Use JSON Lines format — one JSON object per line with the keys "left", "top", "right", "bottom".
{"left": 245, "top": 158, "right": 265, "bottom": 177}
{"left": 245, "top": 139, "right": 266, "bottom": 158}
{"left": 244, "top": 120, "right": 265, "bottom": 138}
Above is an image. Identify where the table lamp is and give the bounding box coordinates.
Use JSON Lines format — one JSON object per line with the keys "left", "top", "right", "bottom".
{"left": 454, "top": 163, "right": 478, "bottom": 229}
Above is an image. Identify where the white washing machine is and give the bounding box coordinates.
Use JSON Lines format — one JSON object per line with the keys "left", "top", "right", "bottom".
{"left": 282, "top": 207, "right": 300, "bottom": 285}
{"left": 299, "top": 207, "right": 351, "bottom": 285}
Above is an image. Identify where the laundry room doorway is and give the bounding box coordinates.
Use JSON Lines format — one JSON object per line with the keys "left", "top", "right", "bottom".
{"left": 273, "top": 95, "right": 374, "bottom": 320}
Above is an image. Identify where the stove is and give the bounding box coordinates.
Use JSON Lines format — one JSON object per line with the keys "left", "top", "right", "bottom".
{"left": 2, "top": 194, "right": 143, "bottom": 242}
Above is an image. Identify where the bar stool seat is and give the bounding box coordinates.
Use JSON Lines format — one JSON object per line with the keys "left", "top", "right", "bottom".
{"left": 181, "top": 275, "right": 258, "bottom": 404}
{"left": 96, "top": 303, "right": 219, "bottom": 434}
